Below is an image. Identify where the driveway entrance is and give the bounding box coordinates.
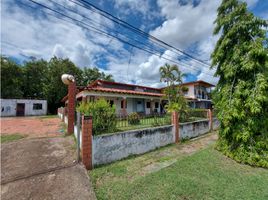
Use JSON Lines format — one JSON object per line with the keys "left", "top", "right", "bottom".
{"left": 1, "top": 116, "right": 96, "bottom": 200}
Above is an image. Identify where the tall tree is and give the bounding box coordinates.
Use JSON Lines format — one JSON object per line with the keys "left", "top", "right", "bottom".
{"left": 0, "top": 57, "right": 24, "bottom": 98}
{"left": 22, "top": 59, "right": 48, "bottom": 98}
{"left": 44, "top": 57, "right": 83, "bottom": 113}
{"left": 159, "top": 63, "right": 188, "bottom": 113}
{"left": 82, "top": 67, "right": 114, "bottom": 86}
{"left": 212, "top": 0, "right": 268, "bottom": 168}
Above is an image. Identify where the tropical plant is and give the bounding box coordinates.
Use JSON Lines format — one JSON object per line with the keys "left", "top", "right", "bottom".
{"left": 77, "top": 99, "right": 117, "bottom": 135}
{"left": 211, "top": 0, "right": 268, "bottom": 168}
{"left": 159, "top": 64, "right": 189, "bottom": 115}
{"left": 127, "top": 112, "right": 140, "bottom": 125}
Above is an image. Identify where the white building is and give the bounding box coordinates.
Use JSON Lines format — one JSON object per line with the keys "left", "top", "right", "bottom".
{"left": 1, "top": 99, "right": 47, "bottom": 117}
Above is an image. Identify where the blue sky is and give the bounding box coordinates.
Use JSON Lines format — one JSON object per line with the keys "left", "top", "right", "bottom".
{"left": 1, "top": 0, "right": 268, "bottom": 87}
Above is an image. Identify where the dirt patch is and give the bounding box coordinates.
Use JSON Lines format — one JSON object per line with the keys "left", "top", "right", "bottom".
{"left": 136, "top": 133, "right": 218, "bottom": 178}
{"left": 0, "top": 116, "right": 63, "bottom": 138}
{"left": 96, "top": 133, "right": 219, "bottom": 185}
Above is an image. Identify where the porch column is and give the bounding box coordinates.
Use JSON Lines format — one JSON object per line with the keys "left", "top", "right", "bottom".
{"left": 150, "top": 99, "right": 153, "bottom": 115}
{"left": 82, "top": 96, "right": 87, "bottom": 103}
{"left": 122, "top": 97, "right": 127, "bottom": 116}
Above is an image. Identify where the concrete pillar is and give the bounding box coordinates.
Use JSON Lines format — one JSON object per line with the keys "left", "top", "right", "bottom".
{"left": 172, "top": 111, "right": 179, "bottom": 143}
{"left": 82, "top": 115, "right": 93, "bottom": 170}
{"left": 122, "top": 97, "right": 127, "bottom": 116}
{"left": 62, "top": 107, "right": 66, "bottom": 122}
{"left": 208, "top": 109, "right": 213, "bottom": 131}
{"left": 67, "top": 81, "right": 76, "bottom": 135}
{"left": 150, "top": 99, "right": 153, "bottom": 115}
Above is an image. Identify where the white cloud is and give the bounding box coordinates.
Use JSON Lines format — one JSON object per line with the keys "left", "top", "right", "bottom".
{"left": 150, "top": 0, "right": 221, "bottom": 49}
{"left": 1, "top": 0, "right": 116, "bottom": 67}
{"left": 1, "top": 0, "right": 234, "bottom": 87}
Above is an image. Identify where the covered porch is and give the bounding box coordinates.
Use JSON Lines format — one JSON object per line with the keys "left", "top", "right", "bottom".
{"left": 76, "top": 90, "right": 166, "bottom": 116}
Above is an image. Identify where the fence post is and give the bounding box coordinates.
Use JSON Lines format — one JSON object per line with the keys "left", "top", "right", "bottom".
{"left": 208, "top": 109, "right": 213, "bottom": 131}
{"left": 82, "top": 115, "right": 93, "bottom": 170}
{"left": 76, "top": 112, "right": 81, "bottom": 162}
{"left": 67, "top": 81, "right": 76, "bottom": 135}
{"left": 62, "top": 107, "right": 65, "bottom": 122}
{"left": 172, "top": 111, "right": 179, "bottom": 143}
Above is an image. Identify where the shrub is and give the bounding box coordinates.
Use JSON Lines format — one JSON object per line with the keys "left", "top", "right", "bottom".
{"left": 77, "top": 99, "right": 117, "bottom": 135}
{"left": 128, "top": 112, "right": 140, "bottom": 125}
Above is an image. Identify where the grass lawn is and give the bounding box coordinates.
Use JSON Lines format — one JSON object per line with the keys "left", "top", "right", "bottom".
{"left": 1, "top": 134, "right": 26, "bottom": 143}
{"left": 90, "top": 144, "right": 268, "bottom": 200}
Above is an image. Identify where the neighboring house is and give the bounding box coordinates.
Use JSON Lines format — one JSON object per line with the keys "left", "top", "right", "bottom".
{"left": 179, "top": 80, "right": 214, "bottom": 109}
{"left": 1, "top": 99, "right": 47, "bottom": 117}
{"left": 62, "top": 80, "right": 214, "bottom": 116}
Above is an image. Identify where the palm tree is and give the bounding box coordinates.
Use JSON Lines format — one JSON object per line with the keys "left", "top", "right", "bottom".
{"left": 160, "top": 63, "right": 185, "bottom": 101}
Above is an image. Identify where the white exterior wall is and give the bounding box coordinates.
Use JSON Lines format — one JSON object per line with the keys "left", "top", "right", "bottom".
{"left": 1, "top": 99, "right": 47, "bottom": 117}
{"left": 186, "top": 85, "right": 195, "bottom": 98}
{"left": 141, "top": 100, "right": 161, "bottom": 115}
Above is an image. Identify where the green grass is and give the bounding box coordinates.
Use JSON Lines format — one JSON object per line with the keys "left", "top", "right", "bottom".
{"left": 39, "top": 115, "right": 57, "bottom": 119}
{"left": 1, "top": 134, "right": 26, "bottom": 143}
{"left": 90, "top": 147, "right": 268, "bottom": 200}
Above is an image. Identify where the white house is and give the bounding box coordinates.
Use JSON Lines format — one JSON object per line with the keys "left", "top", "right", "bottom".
{"left": 1, "top": 99, "right": 47, "bottom": 117}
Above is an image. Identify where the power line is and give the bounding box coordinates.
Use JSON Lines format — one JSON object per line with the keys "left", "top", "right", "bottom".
{"left": 72, "top": 0, "right": 212, "bottom": 68}
{"left": 24, "top": 0, "right": 215, "bottom": 77}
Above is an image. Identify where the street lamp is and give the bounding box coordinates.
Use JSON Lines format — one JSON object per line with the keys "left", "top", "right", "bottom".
{"left": 61, "top": 74, "right": 76, "bottom": 135}
{"left": 61, "top": 74, "right": 75, "bottom": 85}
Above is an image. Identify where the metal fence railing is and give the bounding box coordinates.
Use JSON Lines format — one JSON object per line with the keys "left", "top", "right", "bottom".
{"left": 116, "top": 113, "right": 172, "bottom": 131}
{"left": 179, "top": 109, "right": 209, "bottom": 123}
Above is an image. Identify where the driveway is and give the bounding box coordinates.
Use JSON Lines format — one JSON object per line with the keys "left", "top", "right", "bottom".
{"left": 1, "top": 117, "right": 96, "bottom": 200}
{"left": 1, "top": 116, "right": 63, "bottom": 138}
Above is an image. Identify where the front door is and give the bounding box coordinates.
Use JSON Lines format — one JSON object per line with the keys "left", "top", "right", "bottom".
{"left": 136, "top": 101, "right": 143, "bottom": 113}
{"left": 16, "top": 103, "right": 25, "bottom": 116}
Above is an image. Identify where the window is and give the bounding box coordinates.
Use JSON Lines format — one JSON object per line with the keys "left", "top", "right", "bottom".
{"left": 89, "top": 96, "right": 95, "bottom": 102}
{"left": 155, "top": 102, "right": 159, "bottom": 109}
{"left": 108, "top": 100, "right": 114, "bottom": 107}
{"left": 121, "top": 100, "right": 127, "bottom": 108}
{"left": 146, "top": 102, "right": 151, "bottom": 108}
{"left": 33, "top": 103, "right": 42, "bottom": 110}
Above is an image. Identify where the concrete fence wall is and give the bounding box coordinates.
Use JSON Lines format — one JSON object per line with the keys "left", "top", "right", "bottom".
{"left": 58, "top": 109, "right": 220, "bottom": 167}
{"left": 92, "top": 125, "right": 174, "bottom": 166}
{"left": 180, "top": 119, "right": 210, "bottom": 139}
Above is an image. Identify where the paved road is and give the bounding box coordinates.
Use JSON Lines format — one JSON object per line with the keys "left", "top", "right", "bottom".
{"left": 1, "top": 136, "right": 96, "bottom": 200}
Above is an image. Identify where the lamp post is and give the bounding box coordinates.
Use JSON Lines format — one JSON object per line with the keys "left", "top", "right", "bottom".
{"left": 61, "top": 74, "right": 76, "bottom": 135}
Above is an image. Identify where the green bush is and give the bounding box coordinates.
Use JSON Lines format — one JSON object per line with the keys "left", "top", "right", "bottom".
{"left": 77, "top": 99, "right": 117, "bottom": 135}
{"left": 127, "top": 112, "right": 140, "bottom": 125}
{"left": 216, "top": 137, "right": 268, "bottom": 168}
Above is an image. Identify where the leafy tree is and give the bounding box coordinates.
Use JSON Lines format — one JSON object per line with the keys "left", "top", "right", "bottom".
{"left": 159, "top": 63, "right": 188, "bottom": 114}
{"left": 43, "top": 57, "right": 83, "bottom": 113}
{"left": 212, "top": 0, "right": 268, "bottom": 168}
{"left": 0, "top": 57, "right": 24, "bottom": 98}
{"left": 82, "top": 67, "right": 114, "bottom": 86}
{"left": 22, "top": 59, "right": 48, "bottom": 98}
